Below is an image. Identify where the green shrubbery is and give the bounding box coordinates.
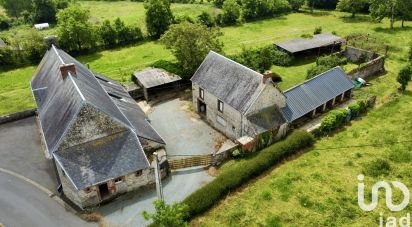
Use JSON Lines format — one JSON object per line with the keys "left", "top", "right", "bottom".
{"left": 314, "top": 97, "right": 375, "bottom": 137}
{"left": 306, "top": 54, "right": 348, "bottom": 79}
{"left": 363, "top": 159, "right": 391, "bottom": 177}
{"left": 183, "top": 130, "right": 315, "bottom": 217}
{"left": 233, "top": 45, "right": 294, "bottom": 73}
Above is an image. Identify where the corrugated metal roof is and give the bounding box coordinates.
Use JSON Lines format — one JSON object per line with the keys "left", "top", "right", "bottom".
{"left": 281, "top": 66, "right": 353, "bottom": 122}
{"left": 191, "top": 51, "right": 265, "bottom": 114}
{"left": 134, "top": 68, "right": 182, "bottom": 89}
{"left": 54, "top": 131, "right": 149, "bottom": 190}
{"left": 275, "top": 34, "right": 342, "bottom": 54}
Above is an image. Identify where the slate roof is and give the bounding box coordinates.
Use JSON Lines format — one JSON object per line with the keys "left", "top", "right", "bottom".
{"left": 276, "top": 34, "right": 343, "bottom": 54}
{"left": 281, "top": 66, "right": 354, "bottom": 122}
{"left": 247, "top": 106, "right": 286, "bottom": 134}
{"left": 191, "top": 51, "right": 265, "bottom": 114}
{"left": 54, "top": 131, "right": 148, "bottom": 190}
{"left": 134, "top": 68, "right": 182, "bottom": 89}
{"left": 31, "top": 45, "right": 165, "bottom": 155}
{"left": 31, "top": 46, "right": 165, "bottom": 189}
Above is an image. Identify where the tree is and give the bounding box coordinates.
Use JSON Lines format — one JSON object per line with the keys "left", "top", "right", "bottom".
{"left": 32, "top": 0, "right": 57, "bottom": 24}
{"left": 99, "top": 20, "right": 117, "bottom": 47}
{"left": 307, "top": 0, "right": 338, "bottom": 10}
{"left": 145, "top": 0, "right": 174, "bottom": 39}
{"left": 197, "top": 11, "right": 215, "bottom": 27}
{"left": 0, "top": 0, "right": 32, "bottom": 18}
{"left": 397, "top": 65, "right": 412, "bottom": 92}
{"left": 56, "top": 4, "right": 97, "bottom": 52}
{"left": 369, "top": 0, "right": 397, "bottom": 29}
{"left": 396, "top": 0, "right": 412, "bottom": 27}
{"left": 337, "top": 0, "right": 368, "bottom": 18}
{"left": 161, "top": 22, "right": 223, "bottom": 77}
{"left": 214, "top": 0, "right": 225, "bottom": 8}
{"left": 143, "top": 200, "right": 189, "bottom": 227}
{"left": 288, "top": 0, "right": 304, "bottom": 11}
{"left": 221, "top": 0, "right": 240, "bottom": 25}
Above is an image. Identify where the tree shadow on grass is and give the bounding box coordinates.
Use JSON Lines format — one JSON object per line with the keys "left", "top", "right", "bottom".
{"left": 300, "top": 10, "right": 332, "bottom": 17}
{"left": 340, "top": 15, "right": 374, "bottom": 24}
{"left": 373, "top": 26, "right": 412, "bottom": 34}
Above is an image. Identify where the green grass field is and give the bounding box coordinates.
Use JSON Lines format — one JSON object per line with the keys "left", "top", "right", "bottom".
{"left": 0, "top": 4, "right": 410, "bottom": 115}
{"left": 81, "top": 1, "right": 220, "bottom": 30}
{"left": 191, "top": 85, "right": 412, "bottom": 226}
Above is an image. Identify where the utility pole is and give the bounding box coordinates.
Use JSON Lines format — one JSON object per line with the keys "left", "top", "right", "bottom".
{"left": 153, "top": 152, "right": 164, "bottom": 201}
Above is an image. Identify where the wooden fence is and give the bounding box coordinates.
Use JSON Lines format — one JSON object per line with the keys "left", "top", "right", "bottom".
{"left": 169, "top": 155, "right": 213, "bottom": 170}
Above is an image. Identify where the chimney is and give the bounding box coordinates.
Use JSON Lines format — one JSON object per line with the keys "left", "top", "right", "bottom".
{"left": 60, "top": 63, "right": 76, "bottom": 80}
{"left": 262, "top": 71, "right": 273, "bottom": 83}
{"left": 44, "top": 35, "right": 59, "bottom": 49}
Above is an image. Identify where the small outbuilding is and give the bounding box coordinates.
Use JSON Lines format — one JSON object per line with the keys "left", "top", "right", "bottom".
{"left": 275, "top": 34, "right": 343, "bottom": 56}
{"left": 133, "top": 68, "right": 182, "bottom": 101}
{"left": 34, "top": 23, "right": 50, "bottom": 30}
{"left": 281, "top": 66, "right": 354, "bottom": 124}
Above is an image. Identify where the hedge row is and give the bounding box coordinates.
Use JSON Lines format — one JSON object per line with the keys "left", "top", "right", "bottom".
{"left": 182, "top": 130, "right": 315, "bottom": 217}
{"left": 314, "top": 96, "right": 375, "bottom": 137}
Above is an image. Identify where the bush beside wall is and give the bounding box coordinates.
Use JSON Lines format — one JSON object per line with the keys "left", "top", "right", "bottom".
{"left": 183, "top": 130, "right": 315, "bottom": 217}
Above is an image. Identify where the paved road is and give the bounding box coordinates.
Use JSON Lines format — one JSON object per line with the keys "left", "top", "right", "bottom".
{"left": 0, "top": 172, "right": 95, "bottom": 227}
{"left": 0, "top": 117, "right": 57, "bottom": 191}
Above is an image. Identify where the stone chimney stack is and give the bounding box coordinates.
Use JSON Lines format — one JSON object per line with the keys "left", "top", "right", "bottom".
{"left": 60, "top": 63, "right": 76, "bottom": 80}
{"left": 44, "top": 35, "right": 59, "bottom": 49}
{"left": 262, "top": 71, "right": 273, "bottom": 83}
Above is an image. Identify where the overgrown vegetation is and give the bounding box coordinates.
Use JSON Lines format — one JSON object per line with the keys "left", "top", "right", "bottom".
{"left": 160, "top": 22, "right": 223, "bottom": 77}
{"left": 183, "top": 130, "right": 315, "bottom": 217}
{"left": 306, "top": 54, "right": 347, "bottom": 79}
{"left": 143, "top": 200, "right": 189, "bottom": 227}
{"left": 232, "top": 45, "right": 293, "bottom": 73}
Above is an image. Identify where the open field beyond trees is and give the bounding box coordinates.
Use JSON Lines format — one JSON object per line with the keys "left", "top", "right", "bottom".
{"left": 191, "top": 85, "right": 412, "bottom": 226}
{"left": 0, "top": 2, "right": 411, "bottom": 115}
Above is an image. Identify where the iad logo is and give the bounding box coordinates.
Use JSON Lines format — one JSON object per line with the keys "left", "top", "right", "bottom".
{"left": 357, "top": 174, "right": 410, "bottom": 212}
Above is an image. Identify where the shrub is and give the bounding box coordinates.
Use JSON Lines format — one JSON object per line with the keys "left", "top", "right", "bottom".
{"left": 265, "top": 214, "right": 282, "bottom": 227}
{"left": 314, "top": 26, "right": 322, "bottom": 35}
{"left": 363, "top": 159, "right": 391, "bottom": 177}
{"left": 0, "top": 14, "right": 10, "bottom": 31}
{"left": 221, "top": 0, "right": 240, "bottom": 25}
{"left": 197, "top": 11, "right": 215, "bottom": 27}
{"left": 143, "top": 200, "right": 189, "bottom": 227}
{"left": 306, "top": 54, "right": 347, "bottom": 79}
{"left": 183, "top": 130, "right": 315, "bottom": 217}
{"left": 315, "top": 109, "right": 350, "bottom": 136}
{"left": 301, "top": 33, "right": 313, "bottom": 39}
{"left": 348, "top": 102, "right": 361, "bottom": 117}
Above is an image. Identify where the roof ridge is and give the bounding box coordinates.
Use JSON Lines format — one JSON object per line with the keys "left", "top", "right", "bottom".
{"left": 209, "top": 51, "right": 263, "bottom": 79}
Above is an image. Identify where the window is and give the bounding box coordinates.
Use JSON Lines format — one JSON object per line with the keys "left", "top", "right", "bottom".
{"left": 218, "top": 100, "right": 224, "bottom": 113}
{"left": 199, "top": 88, "right": 204, "bottom": 99}
{"left": 114, "top": 177, "right": 123, "bottom": 183}
{"left": 135, "top": 170, "right": 143, "bottom": 177}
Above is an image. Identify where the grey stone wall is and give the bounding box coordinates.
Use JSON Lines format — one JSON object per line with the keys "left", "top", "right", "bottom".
{"left": 246, "top": 82, "right": 286, "bottom": 115}
{"left": 58, "top": 163, "right": 156, "bottom": 209}
{"left": 192, "top": 84, "right": 243, "bottom": 140}
{"left": 348, "top": 56, "right": 385, "bottom": 80}
{"left": 345, "top": 46, "right": 377, "bottom": 63}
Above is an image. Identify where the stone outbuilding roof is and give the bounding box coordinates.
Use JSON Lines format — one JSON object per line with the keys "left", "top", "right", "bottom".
{"left": 31, "top": 45, "right": 165, "bottom": 190}
{"left": 281, "top": 66, "right": 354, "bottom": 122}
{"left": 133, "top": 68, "right": 181, "bottom": 89}
{"left": 275, "top": 34, "right": 343, "bottom": 54}
{"left": 191, "top": 51, "right": 265, "bottom": 114}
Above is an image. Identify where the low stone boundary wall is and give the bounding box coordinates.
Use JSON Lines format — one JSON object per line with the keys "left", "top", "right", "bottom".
{"left": 0, "top": 108, "right": 37, "bottom": 125}
{"left": 348, "top": 56, "right": 385, "bottom": 80}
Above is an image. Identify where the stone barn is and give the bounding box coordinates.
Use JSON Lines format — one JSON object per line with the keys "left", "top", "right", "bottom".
{"left": 191, "top": 51, "right": 288, "bottom": 141}
{"left": 30, "top": 45, "right": 166, "bottom": 209}
{"left": 275, "top": 34, "right": 343, "bottom": 57}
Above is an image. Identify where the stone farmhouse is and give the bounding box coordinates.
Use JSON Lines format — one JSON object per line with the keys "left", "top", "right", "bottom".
{"left": 191, "top": 51, "right": 289, "bottom": 141}
{"left": 192, "top": 51, "right": 354, "bottom": 142}
{"left": 30, "top": 45, "right": 166, "bottom": 209}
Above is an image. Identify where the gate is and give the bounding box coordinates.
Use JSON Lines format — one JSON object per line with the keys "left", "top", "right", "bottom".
{"left": 168, "top": 155, "right": 213, "bottom": 170}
